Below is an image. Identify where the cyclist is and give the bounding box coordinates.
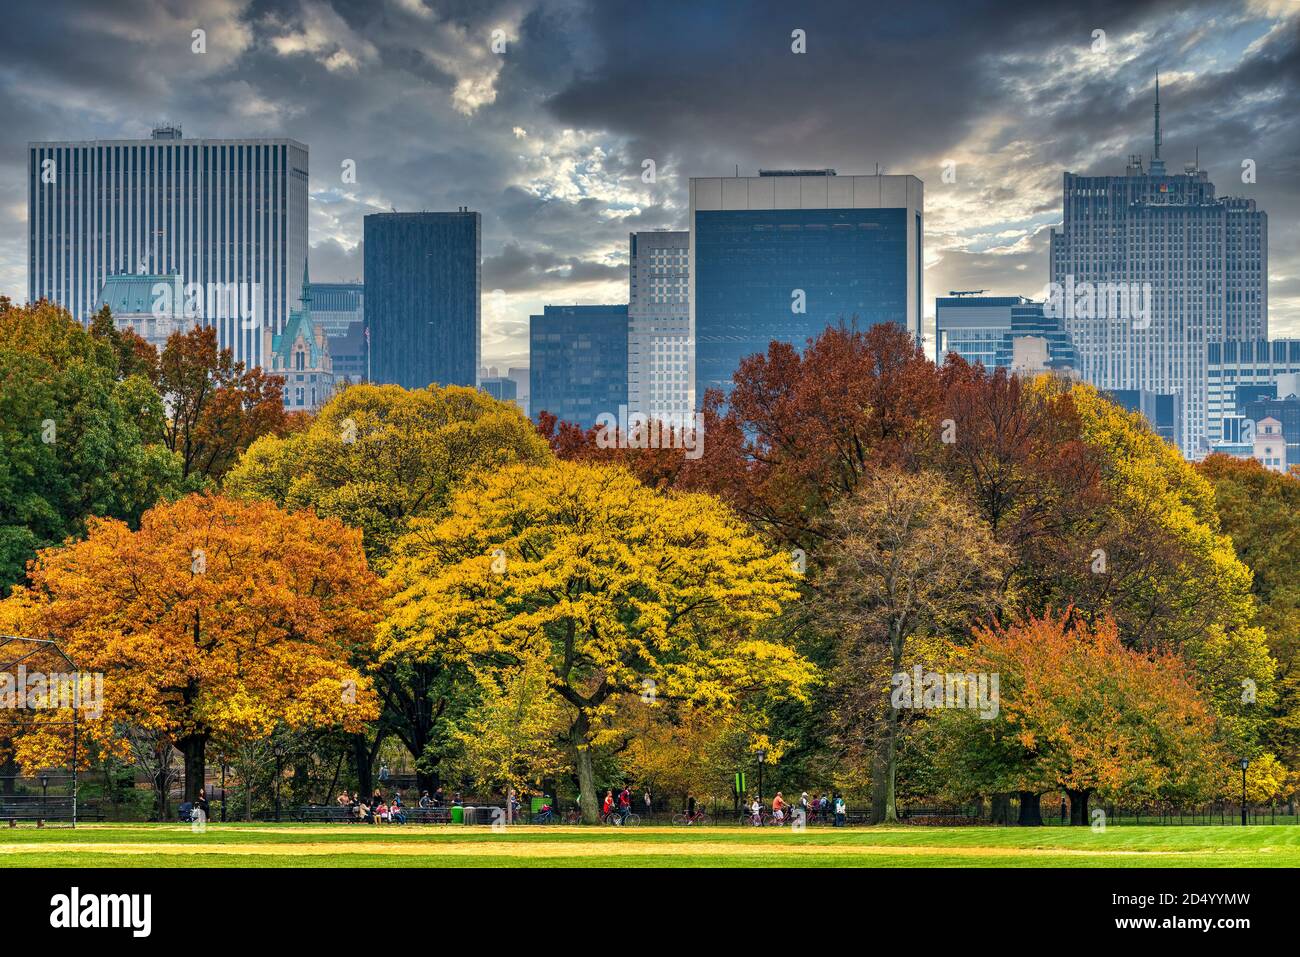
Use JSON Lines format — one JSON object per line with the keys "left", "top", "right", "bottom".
{"left": 772, "top": 791, "right": 786, "bottom": 824}
{"left": 749, "top": 795, "right": 762, "bottom": 826}
{"left": 686, "top": 794, "right": 697, "bottom": 824}
{"left": 618, "top": 785, "right": 632, "bottom": 824}
{"left": 603, "top": 790, "right": 615, "bottom": 820}
{"left": 535, "top": 801, "right": 555, "bottom": 823}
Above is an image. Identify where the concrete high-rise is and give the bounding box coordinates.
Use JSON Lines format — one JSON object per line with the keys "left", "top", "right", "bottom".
{"left": 364, "top": 210, "right": 480, "bottom": 390}
{"left": 628, "top": 230, "right": 690, "bottom": 418}
{"left": 690, "top": 169, "right": 924, "bottom": 401}
{"left": 1048, "top": 78, "right": 1267, "bottom": 456}
{"left": 28, "top": 125, "right": 308, "bottom": 369}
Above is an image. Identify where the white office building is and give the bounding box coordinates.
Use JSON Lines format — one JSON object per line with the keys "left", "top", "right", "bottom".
{"left": 28, "top": 125, "right": 309, "bottom": 370}
{"left": 629, "top": 230, "right": 691, "bottom": 419}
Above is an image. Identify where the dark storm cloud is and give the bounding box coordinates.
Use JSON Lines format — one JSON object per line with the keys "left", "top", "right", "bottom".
{"left": 1, "top": 0, "right": 1297, "bottom": 355}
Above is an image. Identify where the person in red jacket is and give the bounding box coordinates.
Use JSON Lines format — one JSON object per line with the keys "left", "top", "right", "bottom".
{"left": 602, "top": 790, "right": 615, "bottom": 819}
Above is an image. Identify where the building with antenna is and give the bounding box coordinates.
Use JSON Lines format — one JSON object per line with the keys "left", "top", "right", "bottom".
{"left": 1049, "top": 75, "right": 1268, "bottom": 457}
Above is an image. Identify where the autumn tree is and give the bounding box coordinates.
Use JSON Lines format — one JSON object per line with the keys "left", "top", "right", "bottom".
{"left": 379, "top": 460, "right": 814, "bottom": 822}
{"left": 687, "top": 322, "right": 943, "bottom": 551}
{"left": 812, "top": 467, "right": 1007, "bottom": 823}
{"left": 938, "top": 612, "right": 1227, "bottom": 824}
{"left": 1197, "top": 455, "right": 1300, "bottom": 770}
{"left": 0, "top": 494, "right": 382, "bottom": 806}
{"left": 227, "top": 382, "right": 552, "bottom": 795}
{"left": 444, "top": 653, "right": 571, "bottom": 798}
{"left": 89, "top": 303, "right": 158, "bottom": 380}
{"left": 154, "top": 325, "right": 293, "bottom": 483}
{"left": 0, "top": 300, "right": 186, "bottom": 592}
{"left": 227, "top": 383, "right": 551, "bottom": 564}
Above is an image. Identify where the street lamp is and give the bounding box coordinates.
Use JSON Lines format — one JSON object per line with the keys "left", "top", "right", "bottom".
{"left": 1239, "top": 758, "right": 1249, "bottom": 826}
{"left": 756, "top": 749, "right": 767, "bottom": 807}
{"left": 39, "top": 774, "right": 48, "bottom": 819}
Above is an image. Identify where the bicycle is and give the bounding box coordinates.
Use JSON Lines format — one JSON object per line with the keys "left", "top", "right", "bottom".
{"left": 671, "top": 809, "right": 712, "bottom": 826}
{"left": 739, "top": 808, "right": 770, "bottom": 827}
{"left": 602, "top": 810, "right": 641, "bottom": 826}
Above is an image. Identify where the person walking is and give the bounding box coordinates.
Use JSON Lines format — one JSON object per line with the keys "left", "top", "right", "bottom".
{"left": 834, "top": 794, "right": 846, "bottom": 827}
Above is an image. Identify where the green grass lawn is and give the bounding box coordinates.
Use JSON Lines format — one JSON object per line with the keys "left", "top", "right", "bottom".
{"left": 1, "top": 822, "right": 1296, "bottom": 867}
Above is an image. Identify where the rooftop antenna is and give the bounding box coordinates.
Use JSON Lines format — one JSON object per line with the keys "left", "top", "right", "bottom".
{"left": 1154, "top": 71, "right": 1162, "bottom": 161}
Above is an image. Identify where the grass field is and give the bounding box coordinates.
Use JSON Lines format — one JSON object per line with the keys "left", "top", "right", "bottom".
{"left": 1, "top": 822, "right": 1296, "bottom": 867}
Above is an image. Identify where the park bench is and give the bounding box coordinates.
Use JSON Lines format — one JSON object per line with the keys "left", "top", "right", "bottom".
{"left": 0, "top": 799, "right": 99, "bottom": 826}
{"left": 297, "top": 805, "right": 356, "bottom": 823}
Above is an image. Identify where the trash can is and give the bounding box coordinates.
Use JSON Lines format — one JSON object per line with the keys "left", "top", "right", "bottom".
{"left": 450, "top": 805, "right": 464, "bottom": 824}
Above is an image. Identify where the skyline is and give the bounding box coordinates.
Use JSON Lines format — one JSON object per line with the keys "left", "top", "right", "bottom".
{"left": 1, "top": 0, "right": 1298, "bottom": 371}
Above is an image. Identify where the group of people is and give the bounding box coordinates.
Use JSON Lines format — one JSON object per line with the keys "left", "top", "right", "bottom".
{"left": 601, "top": 785, "right": 651, "bottom": 823}
{"left": 336, "top": 788, "right": 407, "bottom": 824}
{"left": 747, "top": 790, "right": 847, "bottom": 826}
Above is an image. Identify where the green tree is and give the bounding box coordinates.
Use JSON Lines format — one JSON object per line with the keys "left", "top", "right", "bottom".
{"left": 0, "top": 300, "right": 185, "bottom": 592}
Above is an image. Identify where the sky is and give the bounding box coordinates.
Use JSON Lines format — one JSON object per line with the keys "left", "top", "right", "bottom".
{"left": 0, "top": 0, "right": 1297, "bottom": 370}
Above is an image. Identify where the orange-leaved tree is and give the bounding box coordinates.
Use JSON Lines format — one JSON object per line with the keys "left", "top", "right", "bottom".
{"left": 0, "top": 494, "right": 382, "bottom": 813}
{"left": 938, "top": 611, "right": 1226, "bottom": 824}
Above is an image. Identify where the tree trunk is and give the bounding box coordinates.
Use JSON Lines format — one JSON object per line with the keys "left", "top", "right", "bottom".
{"left": 571, "top": 711, "right": 599, "bottom": 823}
{"left": 351, "top": 733, "right": 373, "bottom": 797}
{"left": 868, "top": 743, "right": 888, "bottom": 823}
{"left": 990, "top": 792, "right": 1012, "bottom": 825}
{"left": 153, "top": 762, "right": 171, "bottom": 822}
{"left": 1017, "top": 790, "right": 1043, "bottom": 826}
{"left": 882, "top": 703, "right": 901, "bottom": 823}
{"left": 179, "top": 733, "right": 207, "bottom": 802}
{"left": 416, "top": 768, "right": 438, "bottom": 796}
{"left": 1067, "top": 788, "right": 1092, "bottom": 826}
{"left": 880, "top": 632, "right": 905, "bottom": 824}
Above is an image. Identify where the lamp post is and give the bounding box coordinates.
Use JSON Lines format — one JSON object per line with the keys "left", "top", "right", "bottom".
{"left": 1239, "top": 758, "right": 1249, "bottom": 826}
{"left": 756, "top": 749, "right": 767, "bottom": 807}
{"left": 40, "top": 774, "right": 48, "bottom": 820}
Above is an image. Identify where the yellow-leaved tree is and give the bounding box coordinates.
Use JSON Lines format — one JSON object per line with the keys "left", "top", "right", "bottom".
{"left": 379, "top": 460, "right": 814, "bottom": 821}
{"left": 225, "top": 382, "right": 552, "bottom": 796}
{"left": 0, "top": 494, "right": 381, "bottom": 816}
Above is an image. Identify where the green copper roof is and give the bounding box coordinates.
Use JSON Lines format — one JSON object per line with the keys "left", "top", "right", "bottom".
{"left": 95, "top": 273, "right": 179, "bottom": 316}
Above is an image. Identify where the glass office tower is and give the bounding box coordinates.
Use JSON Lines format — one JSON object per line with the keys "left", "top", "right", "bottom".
{"left": 529, "top": 305, "right": 629, "bottom": 428}
{"left": 364, "top": 211, "right": 480, "bottom": 390}
{"left": 690, "top": 170, "right": 923, "bottom": 401}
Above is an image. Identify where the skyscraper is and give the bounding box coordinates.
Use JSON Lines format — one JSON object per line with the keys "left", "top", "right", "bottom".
{"left": 28, "top": 125, "right": 308, "bottom": 369}
{"left": 1049, "top": 78, "right": 1268, "bottom": 456}
{"left": 364, "top": 210, "right": 480, "bottom": 390}
{"left": 529, "top": 305, "right": 628, "bottom": 428}
{"left": 628, "top": 230, "right": 690, "bottom": 418}
{"left": 691, "top": 170, "right": 924, "bottom": 401}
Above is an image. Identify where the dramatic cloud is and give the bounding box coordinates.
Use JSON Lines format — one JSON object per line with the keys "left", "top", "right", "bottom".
{"left": 1, "top": 0, "right": 1296, "bottom": 368}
